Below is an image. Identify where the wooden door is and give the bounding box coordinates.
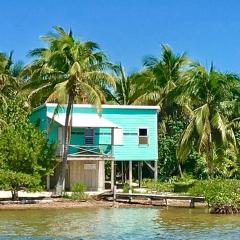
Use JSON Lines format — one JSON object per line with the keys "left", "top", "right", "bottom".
{"left": 83, "top": 163, "right": 97, "bottom": 191}
{"left": 69, "top": 161, "right": 98, "bottom": 191}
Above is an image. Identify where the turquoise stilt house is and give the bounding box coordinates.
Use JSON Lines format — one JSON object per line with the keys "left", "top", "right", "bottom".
{"left": 30, "top": 103, "right": 159, "bottom": 191}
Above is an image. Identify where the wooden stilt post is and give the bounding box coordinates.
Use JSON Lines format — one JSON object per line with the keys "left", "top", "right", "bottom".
{"left": 121, "top": 161, "right": 124, "bottom": 184}
{"left": 138, "top": 161, "right": 142, "bottom": 188}
{"left": 124, "top": 161, "right": 127, "bottom": 183}
{"left": 140, "top": 161, "right": 143, "bottom": 186}
{"left": 98, "top": 160, "right": 105, "bottom": 191}
{"left": 111, "top": 127, "right": 115, "bottom": 191}
{"left": 154, "top": 160, "right": 158, "bottom": 181}
{"left": 129, "top": 160, "right": 132, "bottom": 193}
{"left": 63, "top": 178, "right": 66, "bottom": 192}
{"left": 114, "top": 161, "right": 117, "bottom": 186}
{"left": 111, "top": 160, "right": 115, "bottom": 191}
{"left": 113, "top": 185, "right": 117, "bottom": 202}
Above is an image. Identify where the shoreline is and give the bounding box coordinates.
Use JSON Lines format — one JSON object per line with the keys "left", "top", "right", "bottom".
{"left": 0, "top": 198, "right": 207, "bottom": 210}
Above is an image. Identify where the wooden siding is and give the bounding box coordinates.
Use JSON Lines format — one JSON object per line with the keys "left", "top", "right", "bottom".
{"left": 45, "top": 106, "right": 158, "bottom": 161}
{"left": 101, "top": 108, "right": 158, "bottom": 161}
{"left": 31, "top": 105, "right": 158, "bottom": 161}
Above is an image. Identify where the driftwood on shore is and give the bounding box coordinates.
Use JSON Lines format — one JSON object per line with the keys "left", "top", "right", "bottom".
{"left": 0, "top": 199, "right": 53, "bottom": 205}
{"left": 210, "top": 205, "right": 240, "bottom": 214}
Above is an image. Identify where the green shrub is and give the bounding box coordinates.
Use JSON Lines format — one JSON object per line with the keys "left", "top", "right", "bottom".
{"left": 70, "top": 182, "right": 88, "bottom": 201}
{"left": 171, "top": 175, "right": 196, "bottom": 193}
{"left": 189, "top": 179, "right": 240, "bottom": 207}
{"left": 123, "top": 183, "right": 130, "bottom": 193}
{"left": 161, "top": 174, "right": 195, "bottom": 193}
{"left": 0, "top": 169, "right": 42, "bottom": 200}
{"left": 173, "top": 181, "right": 195, "bottom": 193}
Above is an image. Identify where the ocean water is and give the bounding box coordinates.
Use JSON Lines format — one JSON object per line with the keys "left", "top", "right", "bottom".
{"left": 0, "top": 207, "right": 239, "bottom": 239}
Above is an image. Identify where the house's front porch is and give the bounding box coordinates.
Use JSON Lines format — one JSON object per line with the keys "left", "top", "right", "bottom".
{"left": 47, "top": 111, "right": 119, "bottom": 191}
{"left": 57, "top": 144, "right": 113, "bottom": 160}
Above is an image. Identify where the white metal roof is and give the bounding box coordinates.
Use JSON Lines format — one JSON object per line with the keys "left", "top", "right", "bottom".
{"left": 45, "top": 103, "right": 160, "bottom": 110}
{"left": 47, "top": 112, "right": 119, "bottom": 128}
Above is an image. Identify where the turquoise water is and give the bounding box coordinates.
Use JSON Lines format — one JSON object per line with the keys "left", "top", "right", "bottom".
{"left": 0, "top": 207, "right": 239, "bottom": 239}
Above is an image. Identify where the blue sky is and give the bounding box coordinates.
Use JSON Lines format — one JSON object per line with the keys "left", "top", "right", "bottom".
{"left": 1, "top": 0, "right": 240, "bottom": 73}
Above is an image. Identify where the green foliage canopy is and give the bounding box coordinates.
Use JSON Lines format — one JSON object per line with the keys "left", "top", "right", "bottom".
{"left": 0, "top": 97, "right": 57, "bottom": 200}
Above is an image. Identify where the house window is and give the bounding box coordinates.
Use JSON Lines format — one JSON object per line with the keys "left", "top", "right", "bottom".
{"left": 84, "top": 128, "right": 94, "bottom": 145}
{"left": 138, "top": 128, "right": 148, "bottom": 144}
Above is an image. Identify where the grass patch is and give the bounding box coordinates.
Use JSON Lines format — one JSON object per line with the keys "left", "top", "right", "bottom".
{"left": 64, "top": 182, "right": 89, "bottom": 201}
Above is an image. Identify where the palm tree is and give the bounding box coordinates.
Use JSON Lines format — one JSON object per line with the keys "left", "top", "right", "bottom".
{"left": 0, "top": 52, "right": 23, "bottom": 130}
{"left": 140, "top": 44, "right": 189, "bottom": 108}
{"left": 23, "top": 26, "right": 115, "bottom": 195}
{"left": 177, "top": 63, "right": 240, "bottom": 177}
{"left": 0, "top": 52, "right": 23, "bottom": 105}
{"left": 139, "top": 44, "right": 190, "bottom": 176}
{"left": 104, "top": 64, "right": 148, "bottom": 105}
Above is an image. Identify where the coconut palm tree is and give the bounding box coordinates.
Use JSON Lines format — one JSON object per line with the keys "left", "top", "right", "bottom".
{"left": 104, "top": 64, "right": 148, "bottom": 105}
{"left": 140, "top": 44, "right": 189, "bottom": 107}
{"left": 23, "top": 26, "right": 115, "bottom": 195}
{"left": 0, "top": 52, "right": 23, "bottom": 105}
{"left": 177, "top": 63, "right": 240, "bottom": 177}
{"left": 138, "top": 45, "right": 190, "bottom": 176}
{"left": 0, "top": 52, "right": 24, "bottom": 130}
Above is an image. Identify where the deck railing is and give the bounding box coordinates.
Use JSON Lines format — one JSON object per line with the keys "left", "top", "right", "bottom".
{"left": 57, "top": 144, "right": 113, "bottom": 158}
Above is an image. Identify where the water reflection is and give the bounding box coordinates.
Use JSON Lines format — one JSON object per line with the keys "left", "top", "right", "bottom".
{"left": 155, "top": 207, "right": 240, "bottom": 239}
{"left": 0, "top": 207, "right": 239, "bottom": 239}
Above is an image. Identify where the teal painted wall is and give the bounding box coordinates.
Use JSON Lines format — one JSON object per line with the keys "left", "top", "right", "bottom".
{"left": 101, "top": 108, "right": 158, "bottom": 161}
{"left": 30, "top": 106, "right": 58, "bottom": 144}
{"left": 29, "top": 106, "right": 47, "bottom": 131}
{"left": 31, "top": 105, "right": 158, "bottom": 161}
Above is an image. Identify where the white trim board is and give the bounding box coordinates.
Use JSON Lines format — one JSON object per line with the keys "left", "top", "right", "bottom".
{"left": 45, "top": 103, "right": 160, "bottom": 110}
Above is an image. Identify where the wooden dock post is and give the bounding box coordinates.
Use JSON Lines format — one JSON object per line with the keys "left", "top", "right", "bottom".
{"left": 113, "top": 185, "right": 117, "bottom": 201}
{"left": 190, "top": 199, "right": 195, "bottom": 208}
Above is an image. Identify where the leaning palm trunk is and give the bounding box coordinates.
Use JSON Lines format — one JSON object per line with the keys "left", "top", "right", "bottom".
{"left": 55, "top": 93, "right": 74, "bottom": 196}
{"left": 178, "top": 163, "right": 183, "bottom": 178}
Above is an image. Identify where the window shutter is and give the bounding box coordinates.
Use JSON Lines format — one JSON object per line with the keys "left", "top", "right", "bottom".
{"left": 84, "top": 128, "right": 94, "bottom": 145}
{"left": 113, "top": 128, "right": 123, "bottom": 145}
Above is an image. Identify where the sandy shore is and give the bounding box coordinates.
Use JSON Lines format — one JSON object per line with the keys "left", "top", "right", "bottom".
{"left": 0, "top": 199, "right": 112, "bottom": 210}
{"left": 0, "top": 198, "right": 157, "bottom": 210}
{"left": 0, "top": 197, "right": 207, "bottom": 210}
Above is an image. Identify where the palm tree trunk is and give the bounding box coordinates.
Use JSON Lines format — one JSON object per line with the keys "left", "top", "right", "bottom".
{"left": 178, "top": 163, "right": 183, "bottom": 178}
{"left": 207, "top": 134, "right": 214, "bottom": 179}
{"left": 55, "top": 93, "right": 74, "bottom": 196}
{"left": 11, "top": 189, "right": 18, "bottom": 201}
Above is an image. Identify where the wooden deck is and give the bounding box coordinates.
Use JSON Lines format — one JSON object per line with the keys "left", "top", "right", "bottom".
{"left": 114, "top": 192, "right": 205, "bottom": 208}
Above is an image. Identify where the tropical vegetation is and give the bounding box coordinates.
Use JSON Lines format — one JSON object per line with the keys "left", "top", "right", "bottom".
{"left": 22, "top": 26, "right": 115, "bottom": 195}
{"left": 0, "top": 98, "right": 57, "bottom": 200}
{"left": 0, "top": 26, "right": 240, "bottom": 210}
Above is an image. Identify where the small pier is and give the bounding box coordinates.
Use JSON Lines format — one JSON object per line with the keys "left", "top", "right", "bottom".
{"left": 113, "top": 192, "right": 205, "bottom": 208}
